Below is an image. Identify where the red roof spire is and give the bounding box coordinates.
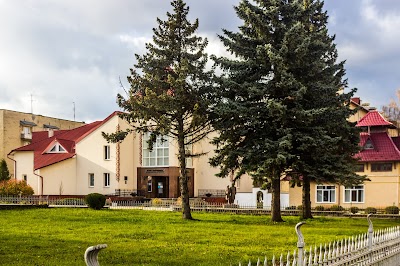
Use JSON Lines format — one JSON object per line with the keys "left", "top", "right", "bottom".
{"left": 356, "top": 110, "right": 395, "bottom": 128}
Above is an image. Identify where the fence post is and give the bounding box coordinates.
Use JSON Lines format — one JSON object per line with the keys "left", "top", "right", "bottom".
{"left": 295, "top": 222, "right": 306, "bottom": 266}
{"left": 367, "top": 214, "right": 373, "bottom": 249}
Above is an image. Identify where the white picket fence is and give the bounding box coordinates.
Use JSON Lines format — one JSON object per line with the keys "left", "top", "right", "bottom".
{"left": 241, "top": 215, "right": 400, "bottom": 266}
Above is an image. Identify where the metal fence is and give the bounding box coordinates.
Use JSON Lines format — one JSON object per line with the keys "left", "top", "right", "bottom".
{"left": 0, "top": 196, "right": 86, "bottom": 207}
{"left": 241, "top": 214, "right": 400, "bottom": 266}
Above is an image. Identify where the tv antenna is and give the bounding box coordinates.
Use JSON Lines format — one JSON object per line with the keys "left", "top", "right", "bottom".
{"left": 73, "top": 102, "right": 76, "bottom": 121}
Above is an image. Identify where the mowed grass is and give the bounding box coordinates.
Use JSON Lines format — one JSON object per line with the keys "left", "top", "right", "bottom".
{"left": 0, "top": 208, "right": 399, "bottom": 266}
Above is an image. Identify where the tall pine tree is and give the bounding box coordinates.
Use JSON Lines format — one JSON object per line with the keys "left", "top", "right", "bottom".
{"left": 104, "top": 0, "right": 214, "bottom": 219}
{"left": 0, "top": 159, "right": 10, "bottom": 181}
{"left": 211, "top": 0, "right": 364, "bottom": 221}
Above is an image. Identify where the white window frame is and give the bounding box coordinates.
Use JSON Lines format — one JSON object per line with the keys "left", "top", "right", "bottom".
{"left": 344, "top": 185, "right": 364, "bottom": 203}
{"left": 89, "top": 173, "right": 95, "bottom": 187}
{"left": 316, "top": 185, "right": 336, "bottom": 203}
{"left": 22, "top": 174, "right": 27, "bottom": 182}
{"left": 48, "top": 143, "right": 66, "bottom": 153}
{"left": 104, "top": 173, "right": 110, "bottom": 187}
{"left": 104, "top": 145, "right": 111, "bottom": 160}
{"left": 142, "top": 133, "right": 169, "bottom": 167}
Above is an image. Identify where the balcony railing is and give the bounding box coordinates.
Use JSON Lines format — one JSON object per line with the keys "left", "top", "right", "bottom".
{"left": 20, "top": 132, "right": 32, "bottom": 140}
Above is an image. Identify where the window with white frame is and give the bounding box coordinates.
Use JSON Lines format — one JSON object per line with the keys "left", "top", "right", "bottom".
{"left": 48, "top": 143, "right": 66, "bottom": 153}
{"left": 22, "top": 174, "right": 27, "bottom": 182}
{"left": 104, "top": 145, "right": 111, "bottom": 160}
{"left": 89, "top": 173, "right": 95, "bottom": 187}
{"left": 316, "top": 185, "right": 336, "bottom": 203}
{"left": 142, "top": 133, "right": 169, "bottom": 166}
{"left": 104, "top": 173, "right": 110, "bottom": 187}
{"left": 344, "top": 185, "right": 364, "bottom": 203}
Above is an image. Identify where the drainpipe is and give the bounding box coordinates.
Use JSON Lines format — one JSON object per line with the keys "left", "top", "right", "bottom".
{"left": 7, "top": 153, "right": 17, "bottom": 180}
{"left": 33, "top": 170, "right": 44, "bottom": 196}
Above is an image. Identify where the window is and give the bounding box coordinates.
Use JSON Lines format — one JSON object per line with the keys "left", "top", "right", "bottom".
{"left": 371, "top": 163, "right": 392, "bottom": 172}
{"left": 142, "top": 133, "right": 169, "bottom": 166}
{"left": 316, "top": 185, "right": 336, "bottom": 203}
{"left": 22, "top": 174, "right": 27, "bottom": 182}
{"left": 89, "top": 173, "right": 94, "bottom": 187}
{"left": 104, "top": 145, "right": 111, "bottom": 160}
{"left": 124, "top": 176, "right": 128, "bottom": 185}
{"left": 364, "top": 139, "right": 374, "bottom": 149}
{"left": 104, "top": 173, "right": 110, "bottom": 187}
{"left": 344, "top": 186, "right": 364, "bottom": 203}
{"left": 355, "top": 164, "right": 365, "bottom": 172}
{"left": 48, "top": 143, "right": 66, "bottom": 153}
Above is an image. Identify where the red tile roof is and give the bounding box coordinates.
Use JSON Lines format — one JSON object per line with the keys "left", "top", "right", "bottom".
{"left": 356, "top": 110, "right": 395, "bottom": 128}
{"left": 10, "top": 112, "right": 121, "bottom": 170}
{"left": 356, "top": 132, "right": 400, "bottom": 162}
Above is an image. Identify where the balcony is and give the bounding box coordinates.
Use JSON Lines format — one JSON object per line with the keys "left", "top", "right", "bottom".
{"left": 20, "top": 132, "right": 32, "bottom": 140}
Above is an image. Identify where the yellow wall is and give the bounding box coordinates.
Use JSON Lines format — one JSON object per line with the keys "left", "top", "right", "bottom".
{"left": 288, "top": 162, "right": 400, "bottom": 208}
{"left": 39, "top": 158, "right": 77, "bottom": 195}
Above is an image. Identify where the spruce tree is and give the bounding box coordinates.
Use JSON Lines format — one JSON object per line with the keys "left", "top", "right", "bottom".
{"left": 211, "top": 0, "right": 365, "bottom": 221}
{"left": 104, "top": 0, "right": 214, "bottom": 219}
{"left": 0, "top": 159, "right": 10, "bottom": 181}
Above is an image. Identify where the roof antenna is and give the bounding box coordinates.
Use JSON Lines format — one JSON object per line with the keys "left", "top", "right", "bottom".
{"left": 73, "top": 102, "right": 76, "bottom": 121}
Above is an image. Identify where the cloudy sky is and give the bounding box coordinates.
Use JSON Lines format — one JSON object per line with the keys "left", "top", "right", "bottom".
{"left": 1, "top": 0, "right": 399, "bottom": 123}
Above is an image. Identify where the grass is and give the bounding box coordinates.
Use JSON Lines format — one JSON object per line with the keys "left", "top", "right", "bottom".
{"left": 0, "top": 208, "right": 399, "bottom": 265}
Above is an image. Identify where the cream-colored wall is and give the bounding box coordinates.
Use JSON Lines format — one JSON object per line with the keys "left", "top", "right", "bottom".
{"left": 192, "top": 132, "right": 231, "bottom": 195}
{"left": 13, "top": 151, "right": 39, "bottom": 194}
{"left": 75, "top": 115, "right": 120, "bottom": 195}
{"left": 39, "top": 158, "right": 77, "bottom": 195}
{"left": 118, "top": 117, "right": 137, "bottom": 191}
{"left": 1, "top": 109, "right": 84, "bottom": 176}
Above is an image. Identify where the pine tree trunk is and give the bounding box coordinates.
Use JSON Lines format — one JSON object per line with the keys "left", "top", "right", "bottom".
{"left": 301, "top": 175, "right": 313, "bottom": 219}
{"left": 178, "top": 119, "right": 192, "bottom": 220}
{"left": 271, "top": 175, "right": 284, "bottom": 222}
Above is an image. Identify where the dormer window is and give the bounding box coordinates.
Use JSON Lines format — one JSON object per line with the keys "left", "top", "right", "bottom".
{"left": 48, "top": 143, "right": 66, "bottom": 153}
{"left": 364, "top": 139, "right": 374, "bottom": 150}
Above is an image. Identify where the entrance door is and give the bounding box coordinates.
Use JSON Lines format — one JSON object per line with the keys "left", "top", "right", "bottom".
{"left": 154, "top": 176, "right": 168, "bottom": 198}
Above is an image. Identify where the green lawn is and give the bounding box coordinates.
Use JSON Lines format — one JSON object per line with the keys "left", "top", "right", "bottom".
{"left": 0, "top": 208, "right": 398, "bottom": 265}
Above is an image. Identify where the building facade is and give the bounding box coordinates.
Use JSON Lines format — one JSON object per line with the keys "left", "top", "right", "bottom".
{"left": 1, "top": 109, "right": 84, "bottom": 176}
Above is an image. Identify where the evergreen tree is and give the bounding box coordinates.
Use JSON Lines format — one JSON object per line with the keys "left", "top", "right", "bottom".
{"left": 211, "top": 0, "right": 365, "bottom": 221}
{"left": 104, "top": 0, "right": 214, "bottom": 219}
{"left": 0, "top": 159, "right": 10, "bottom": 181}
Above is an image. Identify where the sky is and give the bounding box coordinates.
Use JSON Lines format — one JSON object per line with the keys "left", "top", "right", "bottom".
{"left": 1, "top": 0, "right": 400, "bottom": 123}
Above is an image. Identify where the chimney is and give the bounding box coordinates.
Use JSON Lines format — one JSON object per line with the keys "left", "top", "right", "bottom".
{"left": 351, "top": 97, "right": 361, "bottom": 105}
{"left": 48, "top": 129, "right": 54, "bottom": 138}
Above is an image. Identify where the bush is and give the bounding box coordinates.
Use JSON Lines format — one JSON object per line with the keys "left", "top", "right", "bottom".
{"left": 350, "top": 207, "right": 359, "bottom": 214}
{"left": 0, "top": 180, "right": 34, "bottom": 196}
{"left": 297, "top": 205, "right": 303, "bottom": 210}
{"left": 285, "top": 206, "right": 297, "bottom": 210}
{"left": 365, "top": 207, "right": 377, "bottom": 214}
{"left": 385, "top": 206, "right": 399, "bottom": 214}
{"left": 85, "top": 193, "right": 106, "bottom": 210}
{"left": 151, "top": 198, "right": 163, "bottom": 206}
{"left": 330, "top": 205, "right": 344, "bottom": 211}
{"left": 314, "top": 205, "right": 325, "bottom": 211}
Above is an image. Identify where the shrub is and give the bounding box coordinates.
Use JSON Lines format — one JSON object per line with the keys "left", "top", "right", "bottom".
{"left": 314, "top": 205, "right": 325, "bottom": 211}
{"left": 0, "top": 159, "right": 10, "bottom": 181}
{"left": 350, "top": 207, "right": 359, "bottom": 214}
{"left": 330, "top": 205, "right": 344, "bottom": 211}
{"left": 151, "top": 198, "right": 163, "bottom": 206}
{"left": 297, "top": 205, "right": 303, "bottom": 210}
{"left": 85, "top": 193, "right": 106, "bottom": 210}
{"left": 0, "top": 180, "right": 34, "bottom": 196}
{"left": 365, "top": 207, "right": 377, "bottom": 214}
{"left": 385, "top": 206, "right": 399, "bottom": 214}
{"left": 285, "top": 206, "right": 297, "bottom": 210}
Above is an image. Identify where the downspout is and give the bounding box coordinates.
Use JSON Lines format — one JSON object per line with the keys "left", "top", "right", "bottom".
{"left": 33, "top": 170, "right": 44, "bottom": 196}
{"left": 7, "top": 152, "right": 17, "bottom": 180}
